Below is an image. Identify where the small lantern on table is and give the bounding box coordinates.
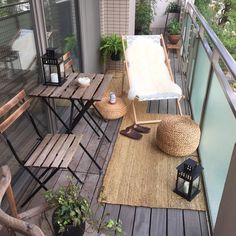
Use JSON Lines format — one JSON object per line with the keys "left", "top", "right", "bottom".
{"left": 174, "top": 158, "right": 203, "bottom": 201}
{"left": 41, "top": 48, "right": 65, "bottom": 86}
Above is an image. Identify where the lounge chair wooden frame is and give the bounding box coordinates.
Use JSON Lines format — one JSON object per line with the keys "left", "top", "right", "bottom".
{"left": 0, "top": 165, "right": 47, "bottom": 235}
{"left": 122, "top": 34, "right": 183, "bottom": 125}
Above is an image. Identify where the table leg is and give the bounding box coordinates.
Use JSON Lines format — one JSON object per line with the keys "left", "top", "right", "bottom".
{"left": 73, "top": 102, "right": 101, "bottom": 137}
{"left": 92, "top": 104, "right": 107, "bottom": 122}
{"left": 42, "top": 97, "right": 72, "bottom": 134}
{"left": 78, "top": 100, "right": 111, "bottom": 142}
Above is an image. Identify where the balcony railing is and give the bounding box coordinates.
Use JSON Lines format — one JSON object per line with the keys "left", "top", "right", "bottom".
{"left": 0, "top": 1, "right": 30, "bottom": 19}
{"left": 182, "top": 1, "right": 236, "bottom": 230}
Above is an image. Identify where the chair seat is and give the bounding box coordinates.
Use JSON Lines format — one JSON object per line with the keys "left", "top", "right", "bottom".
{"left": 25, "top": 134, "right": 82, "bottom": 168}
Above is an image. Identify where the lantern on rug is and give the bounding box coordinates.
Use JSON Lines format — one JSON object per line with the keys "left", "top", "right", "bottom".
{"left": 174, "top": 158, "right": 203, "bottom": 201}
{"left": 41, "top": 48, "right": 65, "bottom": 86}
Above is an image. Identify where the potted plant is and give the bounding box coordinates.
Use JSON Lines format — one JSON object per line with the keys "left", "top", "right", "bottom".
{"left": 100, "top": 34, "right": 123, "bottom": 62}
{"left": 135, "top": 0, "right": 155, "bottom": 35}
{"left": 167, "top": 19, "right": 181, "bottom": 44}
{"left": 165, "top": 2, "right": 181, "bottom": 14}
{"left": 45, "top": 180, "right": 123, "bottom": 236}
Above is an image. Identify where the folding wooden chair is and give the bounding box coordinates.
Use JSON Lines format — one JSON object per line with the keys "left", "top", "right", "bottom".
{"left": 0, "top": 165, "right": 46, "bottom": 236}
{"left": 63, "top": 51, "right": 75, "bottom": 78}
{"left": 0, "top": 90, "right": 84, "bottom": 207}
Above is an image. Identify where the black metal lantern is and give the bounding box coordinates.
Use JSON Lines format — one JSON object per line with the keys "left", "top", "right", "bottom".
{"left": 41, "top": 48, "right": 65, "bottom": 86}
{"left": 174, "top": 158, "right": 203, "bottom": 201}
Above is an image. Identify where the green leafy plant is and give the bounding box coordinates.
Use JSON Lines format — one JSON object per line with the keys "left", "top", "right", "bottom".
{"left": 100, "top": 34, "right": 123, "bottom": 61}
{"left": 135, "top": 0, "right": 156, "bottom": 35}
{"left": 167, "top": 19, "right": 181, "bottom": 35}
{"left": 165, "top": 2, "right": 181, "bottom": 14}
{"left": 45, "top": 180, "right": 123, "bottom": 235}
{"left": 45, "top": 182, "right": 91, "bottom": 233}
{"left": 64, "top": 34, "right": 77, "bottom": 53}
{"left": 195, "top": 0, "right": 236, "bottom": 60}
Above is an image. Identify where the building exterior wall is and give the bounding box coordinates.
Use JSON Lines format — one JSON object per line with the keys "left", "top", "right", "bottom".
{"left": 99, "top": 0, "right": 135, "bottom": 71}
{"left": 79, "top": 0, "right": 101, "bottom": 72}
{"left": 151, "top": 0, "right": 178, "bottom": 30}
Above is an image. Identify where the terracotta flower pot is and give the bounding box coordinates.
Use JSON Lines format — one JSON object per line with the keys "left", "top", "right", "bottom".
{"left": 168, "top": 34, "right": 181, "bottom": 44}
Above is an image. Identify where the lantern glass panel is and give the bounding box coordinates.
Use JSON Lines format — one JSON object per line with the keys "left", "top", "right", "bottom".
{"left": 43, "top": 64, "right": 61, "bottom": 84}
{"left": 191, "top": 177, "right": 200, "bottom": 195}
{"left": 177, "top": 177, "right": 185, "bottom": 193}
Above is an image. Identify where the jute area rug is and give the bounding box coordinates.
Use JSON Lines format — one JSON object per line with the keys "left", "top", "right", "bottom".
{"left": 100, "top": 101, "right": 206, "bottom": 211}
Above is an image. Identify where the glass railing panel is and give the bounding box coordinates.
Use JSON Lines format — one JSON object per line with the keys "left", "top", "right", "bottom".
{"left": 190, "top": 41, "right": 211, "bottom": 124}
{"left": 199, "top": 72, "right": 236, "bottom": 225}
{"left": 182, "top": 14, "right": 192, "bottom": 61}
{"left": 187, "top": 35, "right": 198, "bottom": 91}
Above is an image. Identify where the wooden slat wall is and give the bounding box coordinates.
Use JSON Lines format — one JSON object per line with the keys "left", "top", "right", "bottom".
{"left": 99, "top": 0, "right": 130, "bottom": 71}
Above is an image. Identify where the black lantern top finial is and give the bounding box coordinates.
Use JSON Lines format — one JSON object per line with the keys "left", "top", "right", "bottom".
{"left": 176, "top": 158, "right": 203, "bottom": 180}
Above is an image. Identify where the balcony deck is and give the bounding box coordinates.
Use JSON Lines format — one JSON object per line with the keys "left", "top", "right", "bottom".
{"left": 2, "top": 52, "right": 209, "bottom": 236}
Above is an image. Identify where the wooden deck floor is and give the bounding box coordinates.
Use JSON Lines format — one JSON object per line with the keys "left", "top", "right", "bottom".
{"left": 4, "top": 53, "right": 210, "bottom": 236}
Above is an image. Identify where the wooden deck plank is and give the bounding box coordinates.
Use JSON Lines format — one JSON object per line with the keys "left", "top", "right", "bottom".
{"left": 183, "top": 210, "right": 202, "bottom": 236}
{"left": 133, "top": 207, "right": 151, "bottom": 236}
{"left": 199, "top": 211, "right": 209, "bottom": 236}
{"left": 150, "top": 208, "right": 167, "bottom": 236}
{"left": 159, "top": 100, "right": 168, "bottom": 114}
{"left": 148, "top": 100, "right": 159, "bottom": 113}
{"left": 75, "top": 115, "right": 104, "bottom": 173}
{"left": 167, "top": 209, "right": 184, "bottom": 236}
{"left": 119, "top": 206, "right": 135, "bottom": 236}
{"left": 103, "top": 204, "right": 120, "bottom": 236}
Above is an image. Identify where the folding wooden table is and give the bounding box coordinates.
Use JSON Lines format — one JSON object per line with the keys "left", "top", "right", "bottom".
{"left": 29, "top": 72, "right": 112, "bottom": 171}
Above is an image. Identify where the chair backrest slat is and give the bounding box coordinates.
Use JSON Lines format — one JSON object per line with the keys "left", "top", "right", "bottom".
{"left": 0, "top": 90, "right": 26, "bottom": 118}
{"left": 63, "top": 51, "right": 72, "bottom": 61}
{"left": 64, "top": 59, "right": 73, "bottom": 71}
{"left": 63, "top": 51, "right": 74, "bottom": 77}
{"left": 0, "top": 96, "right": 31, "bottom": 133}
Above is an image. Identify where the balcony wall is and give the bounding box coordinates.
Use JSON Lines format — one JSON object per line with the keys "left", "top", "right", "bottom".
{"left": 99, "top": 0, "right": 135, "bottom": 71}
{"left": 182, "top": 2, "right": 236, "bottom": 230}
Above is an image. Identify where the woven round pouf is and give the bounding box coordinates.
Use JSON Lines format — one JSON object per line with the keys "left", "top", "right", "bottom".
{"left": 156, "top": 116, "right": 201, "bottom": 157}
{"left": 95, "top": 97, "right": 127, "bottom": 120}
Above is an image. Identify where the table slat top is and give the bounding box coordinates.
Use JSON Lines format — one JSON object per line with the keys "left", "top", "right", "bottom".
{"left": 29, "top": 73, "right": 111, "bottom": 101}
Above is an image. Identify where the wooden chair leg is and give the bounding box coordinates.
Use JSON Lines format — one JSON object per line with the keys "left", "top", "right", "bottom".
{"left": 132, "top": 101, "right": 138, "bottom": 124}
{"left": 177, "top": 98, "right": 183, "bottom": 115}
{"left": 6, "top": 186, "right": 18, "bottom": 219}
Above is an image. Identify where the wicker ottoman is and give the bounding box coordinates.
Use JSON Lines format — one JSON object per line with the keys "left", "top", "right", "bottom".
{"left": 95, "top": 97, "right": 127, "bottom": 120}
{"left": 156, "top": 116, "right": 201, "bottom": 157}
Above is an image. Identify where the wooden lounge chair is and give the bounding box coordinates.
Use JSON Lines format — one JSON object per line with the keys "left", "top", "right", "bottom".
{"left": 0, "top": 165, "right": 46, "bottom": 236}
{"left": 122, "top": 34, "right": 183, "bottom": 124}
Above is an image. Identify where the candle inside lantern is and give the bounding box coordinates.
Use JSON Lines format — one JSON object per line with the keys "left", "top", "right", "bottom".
{"left": 183, "top": 181, "right": 189, "bottom": 194}
{"left": 51, "top": 73, "right": 59, "bottom": 83}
